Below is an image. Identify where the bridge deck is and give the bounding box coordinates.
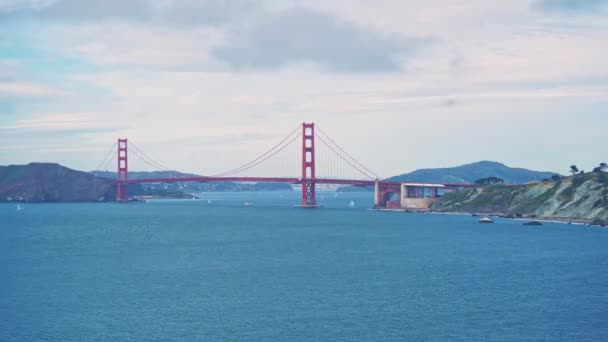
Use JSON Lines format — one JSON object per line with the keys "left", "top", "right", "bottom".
{"left": 118, "top": 176, "right": 473, "bottom": 188}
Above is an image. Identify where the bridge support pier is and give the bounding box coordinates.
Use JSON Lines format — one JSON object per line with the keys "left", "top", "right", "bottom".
{"left": 297, "top": 122, "right": 319, "bottom": 207}
{"left": 116, "top": 138, "right": 129, "bottom": 202}
{"left": 374, "top": 180, "right": 380, "bottom": 207}
{"left": 374, "top": 181, "right": 402, "bottom": 209}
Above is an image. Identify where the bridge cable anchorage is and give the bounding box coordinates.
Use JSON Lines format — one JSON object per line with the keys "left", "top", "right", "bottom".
{"left": 94, "top": 141, "right": 118, "bottom": 171}
{"left": 315, "top": 125, "right": 382, "bottom": 180}
{"left": 212, "top": 132, "right": 302, "bottom": 177}
{"left": 129, "top": 140, "right": 173, "bottom": 172}
{"left": 210, "top": 124, "right": 302, "bottom": 177}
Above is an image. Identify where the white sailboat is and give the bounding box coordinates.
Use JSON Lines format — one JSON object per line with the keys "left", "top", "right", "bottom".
{"left": 348, "top": 200, "right": 355, "bottom": 208}
{"left": 16, "top": 203, "right": 22, "bottom": 211}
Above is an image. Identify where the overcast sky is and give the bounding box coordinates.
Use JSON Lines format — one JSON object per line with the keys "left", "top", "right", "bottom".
{"left": 0, "top": 0, "right": 606, "bottom": 177}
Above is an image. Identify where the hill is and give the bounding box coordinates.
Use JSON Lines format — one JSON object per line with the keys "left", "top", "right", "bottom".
{"left": 91, "top": 170, "right": 293, "bottom": 191}
{"left": 91, "top": 170, "right": 200, "bottom": 180}
{"left": 388, "top": 161, "right": 557, "bottom": 184}
{"left": 1, "top": 163, "right": 114, "bottom": 202}
{"left": 339, "top": 161, "right": 558, "bottom": 192}
{"left": 432, "top": 172, "right": 608, "bottom": 223}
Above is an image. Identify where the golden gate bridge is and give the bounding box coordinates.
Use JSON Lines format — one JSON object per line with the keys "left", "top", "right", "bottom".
{"left": 94, "top": 122, "right": 472, "bottom": 208}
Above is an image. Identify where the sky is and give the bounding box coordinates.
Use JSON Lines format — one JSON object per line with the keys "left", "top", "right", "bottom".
{"left": 0, "top": 0, "right": 607, "bottom": 177}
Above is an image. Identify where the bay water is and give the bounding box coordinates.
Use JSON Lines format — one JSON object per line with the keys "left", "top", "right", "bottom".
{"left": 1, "top": 192, "right": 607, "bottom": 341}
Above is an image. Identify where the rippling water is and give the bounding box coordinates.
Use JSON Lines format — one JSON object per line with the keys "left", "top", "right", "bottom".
{"left": 1, "top": 192, "right": 607, "bottom": 341}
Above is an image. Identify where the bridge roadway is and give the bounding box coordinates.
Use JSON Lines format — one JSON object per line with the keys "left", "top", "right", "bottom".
{"left": 118, "top": 176, "right": 471, "bottom": 188}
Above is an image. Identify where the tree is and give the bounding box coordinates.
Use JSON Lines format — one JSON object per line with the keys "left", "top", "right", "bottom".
{"left": 593, "top": 162, "right": 607, "bottom": 173}
{"left": 569, "top": 165, "right": 579, "bottom": 175}
{"left": 474, "top": 176, "right": 505, "bottom": 186}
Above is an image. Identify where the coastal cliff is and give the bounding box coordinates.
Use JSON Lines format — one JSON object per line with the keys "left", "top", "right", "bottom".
{"left": 432, "top": 173, "right": 608, "bottom": 222}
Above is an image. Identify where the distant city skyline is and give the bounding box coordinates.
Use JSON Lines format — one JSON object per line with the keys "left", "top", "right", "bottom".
{"left": 1, "top": 0, "right": 607, "bottom": 176}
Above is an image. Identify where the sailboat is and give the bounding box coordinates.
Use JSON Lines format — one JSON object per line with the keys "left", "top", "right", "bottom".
{"left": 16, "top": 203, "right": 22, "bottom": 211}
{"left": 348, "top": 200, "right": 355, "bottom": 208}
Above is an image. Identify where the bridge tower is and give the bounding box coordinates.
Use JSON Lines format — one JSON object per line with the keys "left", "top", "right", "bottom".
{"left": 116, "top": 138, "right": 128, "bottom": 202}
{"left": 300, "top": 122, "right": 317, "bottom": 207}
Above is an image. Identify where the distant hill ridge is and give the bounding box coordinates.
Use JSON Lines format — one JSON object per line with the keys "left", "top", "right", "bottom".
{"left": 387, "top": 161, "right": 557, "bottom": 184}
{"left": 1, "top": 163, "right": 113, "bottom": 202}
{"left": 339, "top": 161, "right": 558, "bottom": 191}
{"left": 92, "top": 170, "right": 200, "bottom": 180}
{"left": 91, "top": 170, "right": 293, "bottom": 191}
{"left": 1, "top": 161, "right": 558, "bottom": 202}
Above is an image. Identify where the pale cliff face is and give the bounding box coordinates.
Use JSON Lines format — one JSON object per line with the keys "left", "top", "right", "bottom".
{"left": 433, "top": 173, "right": 608, "bottom": 222}
{"left": 534, "top": 176, "right": 608, "bottom": 221}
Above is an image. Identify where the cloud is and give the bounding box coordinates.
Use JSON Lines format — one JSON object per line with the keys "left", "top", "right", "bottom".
{"left": 0, "top": 0, "right": 54, "bottom": 12}
{"left": 1, "top": 1, "right": 607, "bottom": 174}
{"left": 0, "top": 59, "right": 23, "bottom": 80}
{"left": 213, "top": 8, "right": 432, "bottom": 72}
{"left": 0, "top": 113, "right": 118, "bottom": 133}
{"left": 0, "top": 0, "right": 259, "bottom": 26}
{"left": 0, "top": 81, "right": 69, "bottom": 98}
{"left": 531, "top": 0, "right": 608, "bottom": 13}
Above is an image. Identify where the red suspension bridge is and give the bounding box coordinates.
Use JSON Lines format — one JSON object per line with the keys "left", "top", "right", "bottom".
{"left": 95, "top": 122, "right": 472, "bottom": 208}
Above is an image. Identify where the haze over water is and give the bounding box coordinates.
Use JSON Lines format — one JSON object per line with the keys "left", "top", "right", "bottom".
{"left": 1, "top": 192, "right": 607, "bottom": 341}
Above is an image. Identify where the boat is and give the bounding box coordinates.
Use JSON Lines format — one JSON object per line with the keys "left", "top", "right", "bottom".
{"left": 207, "top": 199, "right": 212, "bottom": 204}
{"left": 348, "top": 200, "right": 355, "bottom": 208}
{"left": 523, "top": 221, "right": 543, "bottom": 226}
{"left": 16, "top": 203, "right": 22, "bottom": 211}
{"left": 478, "top": 217, "right": 494, "bottom": 224}
{"left": 244, "top": 202, "right": 254, "bottom": 206}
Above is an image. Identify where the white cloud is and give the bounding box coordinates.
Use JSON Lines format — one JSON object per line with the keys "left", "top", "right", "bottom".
{"left": 0, "top": 81, "right": 69, "bottom": 97}
{"left": 214, "top": 8, "right": 432, "bottom": 72}
{"left": 0, "top": 113, "right": 115, "bottom": 131}
{"left": 45, "top": 23, "right": 226, "bottom": 71}
{"left": 1, "top": 1, "right": 607, "bottom": 175}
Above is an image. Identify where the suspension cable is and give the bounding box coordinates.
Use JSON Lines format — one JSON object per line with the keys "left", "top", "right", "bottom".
{"left": 129, "top": 141, "right": 173, "bottom": 171}
{"left": 94, "top": 141, "right": 117, "bottom": 171}
{"left": 315, "top": 125, "right": 381, "bottom": 179}
{"left": 100, "top": 151, "right": 116, "bottom": 172}
{"left": 211, "top": 124, "right": 302, "bottom": 177}
{"left": 129, "top": 148, "right": 169, "bottom": 172}
{"left": 317, "top": 134, "right": 377, "bottom": 180}
{"left": 213, "top": 133, "right": 302, "bottom": 177}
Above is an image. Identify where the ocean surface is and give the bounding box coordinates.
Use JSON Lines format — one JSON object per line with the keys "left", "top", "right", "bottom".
{"left": 1, "top": 191, "right": 607, "bottom": 341}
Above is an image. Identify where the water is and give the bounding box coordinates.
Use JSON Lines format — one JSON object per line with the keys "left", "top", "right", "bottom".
{"left": 1, "top": 192, "right": 608, "bottom": 341}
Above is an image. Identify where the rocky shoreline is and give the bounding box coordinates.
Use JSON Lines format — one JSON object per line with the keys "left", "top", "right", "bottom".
{"left": 372, "top": 208, "right": 607, "bottom": 227}
{"left": 431, "top": 173, "right": 608, "bottom": 224}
